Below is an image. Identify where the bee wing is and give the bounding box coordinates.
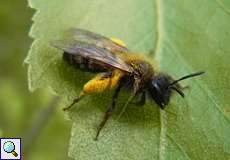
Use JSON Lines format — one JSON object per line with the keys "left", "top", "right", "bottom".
{"left": 67, "top": 28, "right": 129, "bottom": 53}
{"left": 52, "top": 40, "right": 133, "bottom": 73}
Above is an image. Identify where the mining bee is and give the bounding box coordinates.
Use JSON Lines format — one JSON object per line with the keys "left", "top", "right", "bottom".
{"left": 52, "top": 28, "right": 205, "bottom": 140}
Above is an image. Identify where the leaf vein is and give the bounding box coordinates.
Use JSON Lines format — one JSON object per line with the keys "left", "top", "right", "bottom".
{"left": 154, "top": 0, "right": 167, "bottom": 159}
{"left": 167, "top": 134, "right": 192, "bottom": 160}
{"left": 216, "top": 0, "right": 230, "bottom": 16}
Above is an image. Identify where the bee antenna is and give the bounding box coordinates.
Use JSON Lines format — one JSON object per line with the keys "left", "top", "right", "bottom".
{"left": 169, "top": 71, "right": 205, "bottom": 86}
{"left": 169, "top": 86, "right": 185, "bottom": 97}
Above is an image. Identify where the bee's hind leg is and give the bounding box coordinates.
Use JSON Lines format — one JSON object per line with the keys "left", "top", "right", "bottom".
{"left": 63, "top": 91, "right": 85, "bottom": 111}
{"left": 63, "top": 71, "right": 120, "bottom": 111}
{"left": 95, "top": 82, "right": 123, "bottom": 140}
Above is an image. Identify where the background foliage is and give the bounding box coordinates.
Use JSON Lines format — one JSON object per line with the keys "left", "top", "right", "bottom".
{"left": 0, "top": 0, "right": 71, "bottom": 159}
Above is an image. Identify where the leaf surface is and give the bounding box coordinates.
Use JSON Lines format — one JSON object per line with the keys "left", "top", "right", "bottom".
{"left": 26, "top": 0, "right": 230, "bottom": 159}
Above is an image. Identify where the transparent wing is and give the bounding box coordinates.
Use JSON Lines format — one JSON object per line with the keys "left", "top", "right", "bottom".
{"left": 52, "top": 40, "right": 133, "bottom": 73}
{"left": 67, "top": 28, "right": 129, "bottom": 53}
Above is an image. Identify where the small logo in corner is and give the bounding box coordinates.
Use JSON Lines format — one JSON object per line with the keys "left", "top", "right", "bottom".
{"left": 0, "top": 138, "right": 21, "bottom": 160}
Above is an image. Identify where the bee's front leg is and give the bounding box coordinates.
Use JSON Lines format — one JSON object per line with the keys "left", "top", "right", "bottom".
{"left": 131, "top": 91, "right": 146, "bottom": 106}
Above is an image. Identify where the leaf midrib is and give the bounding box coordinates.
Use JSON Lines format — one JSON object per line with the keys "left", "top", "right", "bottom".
{"left": 154, "top": 0, "right": 167, "bottom": 159}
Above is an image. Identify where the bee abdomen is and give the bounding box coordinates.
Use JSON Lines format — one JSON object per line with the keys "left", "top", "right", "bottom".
{"left": 63, "top": 52, "right": 106, "bottom": 72}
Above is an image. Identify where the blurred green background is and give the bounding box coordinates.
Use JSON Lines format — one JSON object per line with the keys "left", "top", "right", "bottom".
{"left": 0, "top": 0, "right": 71, "bottom": 159}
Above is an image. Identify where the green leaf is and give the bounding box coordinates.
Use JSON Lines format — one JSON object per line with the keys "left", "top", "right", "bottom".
{"left": 26, "top": 0, "right": 230, "bottom": 159}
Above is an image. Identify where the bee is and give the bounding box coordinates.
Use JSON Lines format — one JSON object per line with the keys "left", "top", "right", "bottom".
{"left": 52, "top": 28, "right": 205, "bottom": 140}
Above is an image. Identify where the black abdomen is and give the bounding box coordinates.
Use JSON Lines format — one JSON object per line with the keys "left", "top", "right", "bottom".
{"left": 63, "top": 52, "right": 107, "bottom": 72}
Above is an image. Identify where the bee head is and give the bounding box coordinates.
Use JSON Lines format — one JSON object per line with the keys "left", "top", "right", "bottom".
{"left": 148, "top": 71, "right": 205, "bottom": 109}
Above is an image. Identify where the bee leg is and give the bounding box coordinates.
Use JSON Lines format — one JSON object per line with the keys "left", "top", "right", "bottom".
{"left": 63, "top": 91, "right": 85, "bottom": 111}
{"left": 131, "top": 91, "right": 146, "bottom": 106}
{"left": 63, "top": 71, "right": 116, "bottom": 111}
{"left": 95, "top": 82, "right": 123, "bottom": 140}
